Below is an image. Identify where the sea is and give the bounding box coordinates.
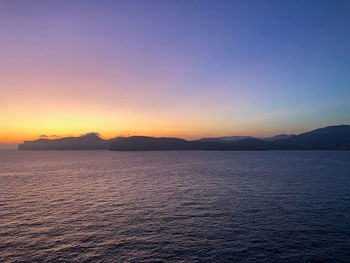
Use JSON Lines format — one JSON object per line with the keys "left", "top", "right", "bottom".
{"left": 0, "top": 150, "right": 349, "bottom": 262}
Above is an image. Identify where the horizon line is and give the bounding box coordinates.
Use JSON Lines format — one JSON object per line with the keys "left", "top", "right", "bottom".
{"left": 2, "top": 123, "right": 349, "bottom": 145}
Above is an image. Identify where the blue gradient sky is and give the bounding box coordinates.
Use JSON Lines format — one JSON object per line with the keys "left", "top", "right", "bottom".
{"left": 1, "top": 0, "right": 349, "bottom": 142}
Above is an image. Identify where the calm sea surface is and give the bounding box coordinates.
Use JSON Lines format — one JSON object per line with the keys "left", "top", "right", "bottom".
{"left": 0, "top": 150, "right": 349, "bottom": 262}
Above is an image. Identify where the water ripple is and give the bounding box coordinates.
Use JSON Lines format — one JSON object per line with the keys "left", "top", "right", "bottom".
{"left": 0, "top": 150, "right": 349, "bottom": 262}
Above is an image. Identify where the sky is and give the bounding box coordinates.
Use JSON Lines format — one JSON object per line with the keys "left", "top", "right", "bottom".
{"left": 1, "top": 0, "right": 349, "bottom": 143}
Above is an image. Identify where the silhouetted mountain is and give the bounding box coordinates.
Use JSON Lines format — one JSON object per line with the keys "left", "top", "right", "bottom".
{"left": 198, "top": 134, "right": 295, "bottom": 142}
{"left": 110, "top": 125, "right": 350, "bottom": 151}
{"left": 18, "top": 133, "right": 108, "bottom": 150}
{"left": 108, "top": 136, "right": 190, "bottom": 151}
{"left": 109, "top": 136, "right": 269, "bottom": 151}
{"left": 18, "top": 125, "right": 350, "bottom": 151}
{"left": 271, "top": 125, "right": 350, "bottom": 150}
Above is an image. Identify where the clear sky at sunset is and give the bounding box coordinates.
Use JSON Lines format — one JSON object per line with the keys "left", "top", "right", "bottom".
{"left": 1, "top": 0, "right": 349, "bottom": 143}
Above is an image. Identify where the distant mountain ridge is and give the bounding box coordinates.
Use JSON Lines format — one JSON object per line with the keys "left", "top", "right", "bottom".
{"left": 18, "top": 133, "right": 108, "bottom": 150}
{"left": 110, "top": 125, "right": 350, "bottom": 151}
{"left": 18, "top": 125, "right": 350, "bottom": 151}
{"left": 269, "top": 125, "right": 350, "bottom": 150}
{"left": 198, "top": 134, "right": 294, "bottom": 143}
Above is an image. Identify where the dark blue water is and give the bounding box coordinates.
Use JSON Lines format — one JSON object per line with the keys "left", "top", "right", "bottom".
{"left": 0, "top": 150, "right": 349, "bottom": 262}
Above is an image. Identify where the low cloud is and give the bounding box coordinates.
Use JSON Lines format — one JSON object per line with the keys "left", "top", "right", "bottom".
{"left": 38, "top": 134, "right": 62, "bottom": 138}
{"left": 39, "top": 133, "right": 102, "bottom": 139}
{"left": 80, "top": 132, "right": 101, "bottom": 136}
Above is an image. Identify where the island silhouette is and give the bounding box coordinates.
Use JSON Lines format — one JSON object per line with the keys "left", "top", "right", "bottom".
{"left": 18, "top": 125, "right": 350, "bottom": 151}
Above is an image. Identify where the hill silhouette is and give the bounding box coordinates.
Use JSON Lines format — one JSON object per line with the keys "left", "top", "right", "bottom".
{"left": 109, "top": 125, "right": 350, "bottom": 151}
{"left": 270, "top": 125, "right": 350, "bottom": 150}
{"left": 18, "top": 133, "right": 108, "bottom": 150}
{"left": 18, "top": 125, "right": 350, "bottom": 151}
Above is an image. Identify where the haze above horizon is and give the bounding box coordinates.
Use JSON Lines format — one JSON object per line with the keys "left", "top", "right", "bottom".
{"left": 1, "top": 0, "right": 349, "bottom": 143}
